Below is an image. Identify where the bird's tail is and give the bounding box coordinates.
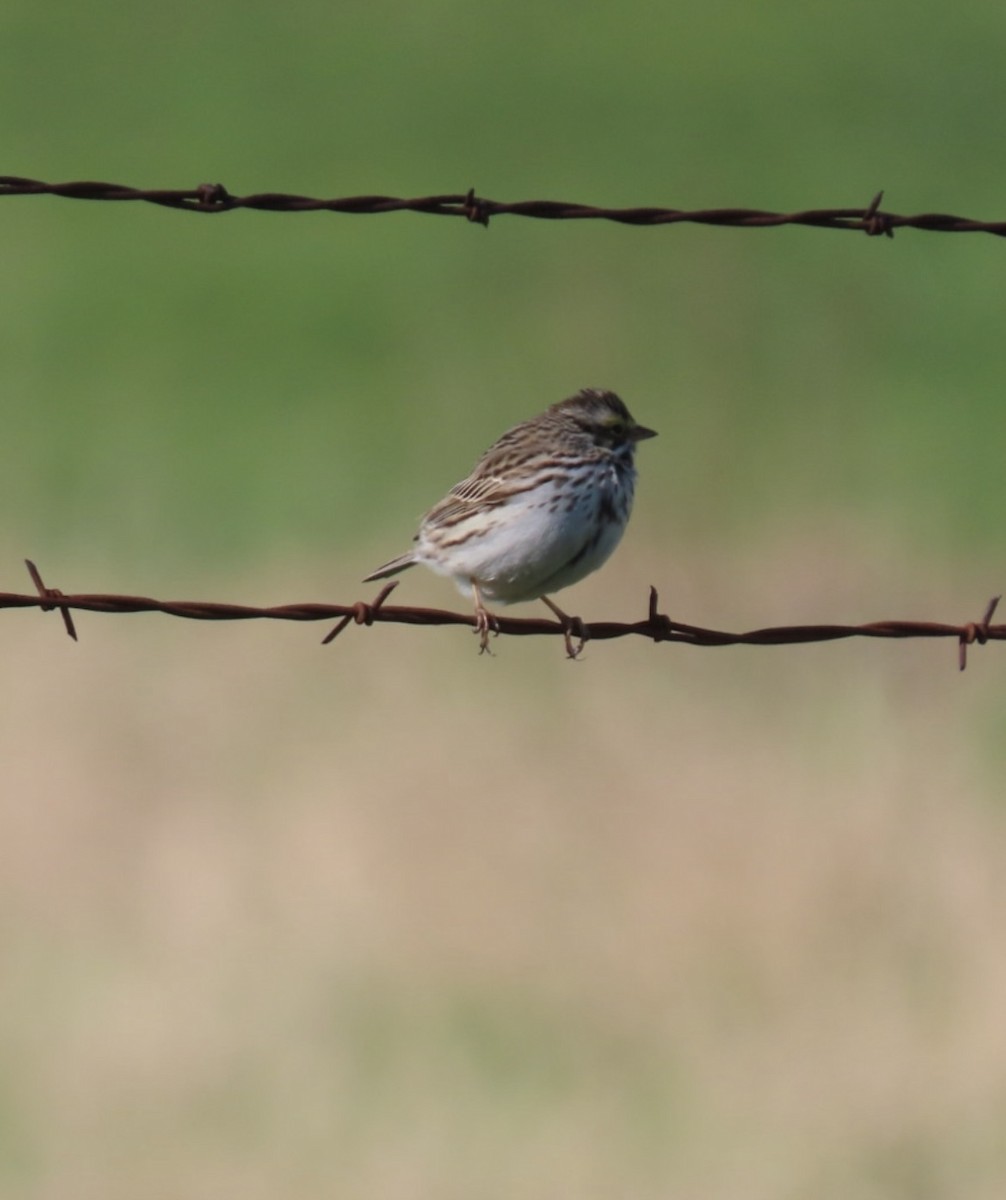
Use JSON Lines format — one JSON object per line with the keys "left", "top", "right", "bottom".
{"left": 362, "top": 552, "right": 417, "bottom": 583}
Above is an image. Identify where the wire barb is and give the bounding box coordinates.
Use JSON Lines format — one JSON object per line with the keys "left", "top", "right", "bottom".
{"left": 24, "top": 558, "right": 77, "bottom": 641}
{"left": 194, "top": 182, "right": 233, "bottom": 210}
{"left": 647, "top": 585, "right": 675, "bottom": 642}
{"left": 958, "top": 595, "right": 1001, "bottom": 671}
{"left": 321, "top": 580, "right": 399, "bottom": 645}
{"left": 462, "top": 187, "right": 491, "bottom": 227}
{"left": 5, "top": 175, "right": 1006, "bottom": 238}
{"left": 862, "top": 190, "right": 894, "bottom": 239}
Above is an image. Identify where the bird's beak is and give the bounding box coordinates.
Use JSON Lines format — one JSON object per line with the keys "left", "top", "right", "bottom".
{"left": 631, "top": 424, "right": 658, "bottom": 441}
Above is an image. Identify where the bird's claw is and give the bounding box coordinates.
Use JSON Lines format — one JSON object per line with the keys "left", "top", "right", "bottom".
{"left": 542, "top": 596, "right": 588, "bottom": 660}
{"left": 473, "top": 606, "right": 499, "bottom": 655}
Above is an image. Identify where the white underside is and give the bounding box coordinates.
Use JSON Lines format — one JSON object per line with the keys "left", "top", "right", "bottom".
{"left": 414, "top": 464, "right": 634, "bottom": 604}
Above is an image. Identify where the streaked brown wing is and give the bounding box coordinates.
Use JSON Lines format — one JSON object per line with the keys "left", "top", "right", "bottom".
{"left": 422, "top": 430, "right": 551, "bottom": 528}
{"left": 423, "top": 472, "right": 510, "bottom": 527}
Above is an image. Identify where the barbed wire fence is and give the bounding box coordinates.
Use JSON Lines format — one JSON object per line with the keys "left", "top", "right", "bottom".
{"left": 3, "top": 177, "right": 1004, "bottom": 666}
{"left": 3, "top": 175, "right": 1006, "bottom": 237}
{"left": 6, "top": 562, "right": 1001, "bottom": 669}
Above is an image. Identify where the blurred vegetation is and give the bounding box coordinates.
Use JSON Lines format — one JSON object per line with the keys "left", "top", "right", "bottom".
{"left": 2, "top": 3, "right": 1006, "bottom": 1198}
{"left": 2, "top": 0, "right": 1006, "bottom": 571}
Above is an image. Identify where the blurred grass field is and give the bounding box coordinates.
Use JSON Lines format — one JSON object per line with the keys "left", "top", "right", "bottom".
{"left": 2, "top": 3, "right": 1006, "bottom": 1197}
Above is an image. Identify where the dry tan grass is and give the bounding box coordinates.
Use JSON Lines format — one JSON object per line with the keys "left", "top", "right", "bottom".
{"left": 1, "top": 535, "right": 1004, "bottom": 1198}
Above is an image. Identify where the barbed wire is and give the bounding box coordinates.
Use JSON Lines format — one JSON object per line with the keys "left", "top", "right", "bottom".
{"left": 3, "top": 175, "right": 1006, "bottom": 238}
{"left": 6, "top": 562, "right": 1001, "bottom": 669}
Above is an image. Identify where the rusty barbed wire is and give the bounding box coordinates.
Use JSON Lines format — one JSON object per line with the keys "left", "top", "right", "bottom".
{"left": 4, "top": 562, "right": 1002, "bottom": 669}
{"left": 3, "top": 176, "right": 1006, "bottom": 238}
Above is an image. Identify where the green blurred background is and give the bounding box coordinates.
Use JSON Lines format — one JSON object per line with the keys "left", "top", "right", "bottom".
{"left": 2, "top": 2, "right": 1006, "bottom": 1196}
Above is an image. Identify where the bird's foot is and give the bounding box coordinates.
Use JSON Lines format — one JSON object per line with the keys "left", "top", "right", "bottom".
{"left": 471, "top": 581, "right": 499, "bottom": 655}
{"left": 541, "top": 596, "right": 588, "bottom": 660}
{"left": 473, "top": 605, "right": 500, "bottom": 654}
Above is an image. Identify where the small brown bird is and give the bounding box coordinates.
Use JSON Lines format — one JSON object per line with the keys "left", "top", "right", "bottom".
{"left": 364, "top": 387, "right": 656, "bottom": 653}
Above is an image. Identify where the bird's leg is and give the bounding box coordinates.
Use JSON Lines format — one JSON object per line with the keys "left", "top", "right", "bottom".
{"left": 471, "top": 580, "right": 499, "bottom": 654}
{"left": 541, "top": 595, "right": 588, "bottom": 660}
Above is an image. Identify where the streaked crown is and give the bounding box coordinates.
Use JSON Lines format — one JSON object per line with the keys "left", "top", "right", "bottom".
{"left": 549, "top": 388, "right": 657, "bottom": 447}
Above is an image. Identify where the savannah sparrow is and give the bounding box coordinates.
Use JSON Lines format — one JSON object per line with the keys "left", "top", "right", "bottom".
{"left": 363, "top": 388, "right": 657, "bottom": 655}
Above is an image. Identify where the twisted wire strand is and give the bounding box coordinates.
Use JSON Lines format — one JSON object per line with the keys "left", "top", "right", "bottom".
{"left": 7, "top": 562, "right": 1001, "bottom": 670}
{"left": 2, "top": 177, "right": 1005, "bottom": 237}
